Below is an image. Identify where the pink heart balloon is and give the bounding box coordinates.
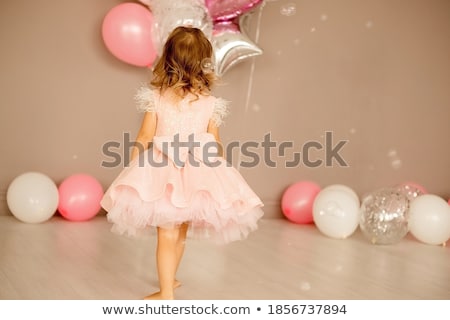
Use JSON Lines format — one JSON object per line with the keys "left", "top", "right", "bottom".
{"left": 205, "top": 0, "right": 263, "bottom": 22}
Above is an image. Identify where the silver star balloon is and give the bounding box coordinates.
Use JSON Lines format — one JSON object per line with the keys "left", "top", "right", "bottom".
{"left": 211, "top": 17, "right": 262, "bottom": 76}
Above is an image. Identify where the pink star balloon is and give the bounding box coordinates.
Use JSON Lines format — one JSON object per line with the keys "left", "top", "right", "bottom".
{"left": 205, "top": 0, "right": 264, "bottom": 76}
{"left": 205, "top": 0, "right": 263, "bottom": 22}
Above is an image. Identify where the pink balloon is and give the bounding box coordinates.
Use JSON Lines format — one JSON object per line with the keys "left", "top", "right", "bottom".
{"left": 102, "top": 3, "right": 156, "bottom": 67}
{"left": 281, "top": 181, "right": 321, "bottom": 224}
{"left": 58, "top": 174, "right": 104, "bottom": 222}
{"left": 205, "top": 0, "right": 263, "bottom": 22}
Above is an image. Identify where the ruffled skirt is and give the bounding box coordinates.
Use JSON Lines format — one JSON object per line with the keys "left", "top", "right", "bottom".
{"left": 100, "top": 143, "right": 264, "bottom": 244}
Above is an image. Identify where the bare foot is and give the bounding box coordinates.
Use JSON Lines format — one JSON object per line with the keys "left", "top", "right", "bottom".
{"left": 143, "top": 291, "right": 174, "bottom": 300}
{"left": 143, "top": 281, "right": 180, "bottom": 300}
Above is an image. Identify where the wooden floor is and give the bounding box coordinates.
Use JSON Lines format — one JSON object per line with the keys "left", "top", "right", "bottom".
{"left": 0, "top": 215, "right": 449, "bottom": 300}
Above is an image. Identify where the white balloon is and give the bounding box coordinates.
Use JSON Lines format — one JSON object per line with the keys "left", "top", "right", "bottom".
{"left": 313, "top": 187, "right": 360, "bottom": 239}
{"left": 6, "top": 172, "right": 59, "bottom": 223}
{"left": 409, "top": 194, "right": 450, "bottom": 245}
{"left": 322, "top": 184, "right": 360, "bottom": 204}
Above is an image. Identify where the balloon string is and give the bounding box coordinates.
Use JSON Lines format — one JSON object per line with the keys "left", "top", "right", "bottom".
{"left": 244, "top": 60, "right": 256, "bottom": 115}
{"left": 237, "top": 2, "right": 265, "bottom": 172}
{"left": 244, "top": 2, "right": 264, "bottom": 114}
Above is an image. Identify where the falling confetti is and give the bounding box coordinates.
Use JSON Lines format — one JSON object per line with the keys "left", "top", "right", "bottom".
{"left": 280, "top": 3, "right": 296, "bottom": 16}
{"left": 252, "top": 104, "right": 261, "bottom": 112}
{"left": 334, "top": 265, "right": 343, "bottom": 272}
{"left": 320, "top": 14, "right": 328, "bottom": 21}
{"left": 300, "top": 281, "right": 311, "bottom": 291}
{"left": 310, "top": 27, "right": 316, "bottom": 32}
{"left": 387, "top": 149, "right": 397, "bottom": 157}
{"left": 387, "top": 148, "right": 402, "bottom": 169}
{"left": 365, "top": 20, "right": 374, "bottom": 28}
{"left": 201, "top": 58, "right": 214, "bottom": 73}
{"left": 391, "top": 159, "right": 402, "bottom": 170}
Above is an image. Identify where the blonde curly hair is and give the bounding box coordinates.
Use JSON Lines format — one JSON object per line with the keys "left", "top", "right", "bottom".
{"left": 150, "top": 26, "right": 216, "bottom": 98}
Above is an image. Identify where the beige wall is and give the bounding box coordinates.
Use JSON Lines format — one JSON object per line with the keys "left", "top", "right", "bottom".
{"left": 1, "top": 0, "right": 449, "bottom": 217}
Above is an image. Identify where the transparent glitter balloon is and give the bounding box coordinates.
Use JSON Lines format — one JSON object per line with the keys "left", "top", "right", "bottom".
{"left": 359, "top": 188, "right": 409, "bottom": 245}
{"left": 201, "top": 57, "right": 214, "bottom": 73}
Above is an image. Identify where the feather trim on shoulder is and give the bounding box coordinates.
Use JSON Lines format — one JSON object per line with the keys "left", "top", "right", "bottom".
{"left": 211, "top": 97, "right": 230, "bottom": 127}
{"left": 134, "top": 86, "right": 157, "bottom": 113}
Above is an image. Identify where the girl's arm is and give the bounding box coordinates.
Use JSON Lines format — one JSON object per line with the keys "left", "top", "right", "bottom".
{"left": 207, "top": 119, "right": 224, "bottom": 158}
{"left": 130, "top": 112, "right": 157, "bottom": 162}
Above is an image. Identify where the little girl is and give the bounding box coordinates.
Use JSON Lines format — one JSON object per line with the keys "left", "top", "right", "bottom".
{"left": 100, "top": 26, "right": 264, "bottom": 300}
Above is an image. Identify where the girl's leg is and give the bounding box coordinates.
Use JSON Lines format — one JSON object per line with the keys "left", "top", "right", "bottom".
{"left": 144, "top": 226, "right": 180, "bottom": 300}
{"left": 174, "top": 223, "right": 189, "bottom": 288}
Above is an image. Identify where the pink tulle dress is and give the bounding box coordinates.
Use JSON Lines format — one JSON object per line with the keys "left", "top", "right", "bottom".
{"left": 100, "top": 87, "right": 264, "bottom": 244}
